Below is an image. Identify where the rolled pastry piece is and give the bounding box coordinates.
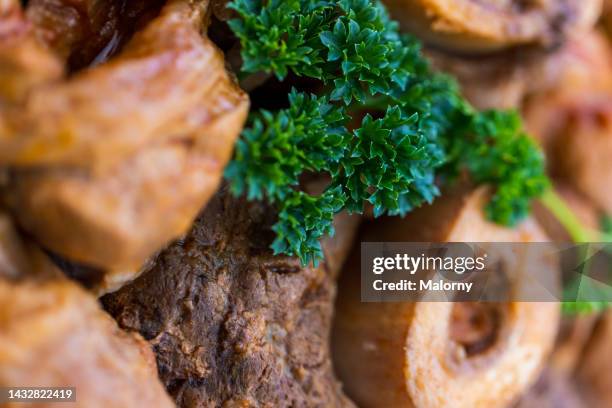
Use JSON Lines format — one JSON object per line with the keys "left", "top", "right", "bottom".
{"left": 0, "top": 278, "right": 175, "bottom": 408}
{"left": 0, "top": 0, "right": 227, "bottom": 172}
{"left": 332, "top": 186, "right": 560, "bottom": 408}
{"left": 424, "top": 30, "right": 609, "bottom": 110}
{"left": 382, "top": 0, "right": 602, "bottom": 54}
{"left": 6, "top": 71, "right": 248, "bottom": 272}
{"left": 427, "top": 48, "right": 534, "bottom": 110}
{"left": 577, "top": 311, "right": 612, "bottom": 408}
{"left": 550, "top": 30, "right": 612, "bottom": 91}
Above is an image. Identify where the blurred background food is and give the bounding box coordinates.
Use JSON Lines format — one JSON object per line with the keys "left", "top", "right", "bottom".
{"left": 1, "top": 0, "right": 611, "bottom": 407}
{"left": 333, "top": 186, "right": 560, "bottom": 408}
{"left": 384, "top": 0, "right": 601, "bottom": 54}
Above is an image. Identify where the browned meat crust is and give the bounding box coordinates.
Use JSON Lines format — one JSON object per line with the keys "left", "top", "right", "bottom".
{"left": 1, "top": 0, "right": 249, "bottom": 274}
{"left": 1, "top": 0, "right": 227, "bottom": 171}
{"left": 102, "top": 188, "right": 359, "bottom": 407}
{"left": 6, "top": 70, "right": 248, "bottom": 273}
{"left": 0, "top": 205, "right": 173, "bottom": 407}
{"left": 26, "top": 0, "right": 165, "bottom": 70}
{"left": 0, "top": 0, "right": 63, "bottom": 107}
{"left": 0, "top": 278, "right": 175, "bottom": 408}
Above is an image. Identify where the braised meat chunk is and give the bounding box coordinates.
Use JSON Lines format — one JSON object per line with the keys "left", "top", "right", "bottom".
{"left": 1, "top": 0, "right": 249, "bottom": 277}
{"left": 6, "top": 69, "right": 248, "bottom": 275}
{"left": 26, "top": 0, "right": 165, "bottom": 69}
{"left": 1, "top": 0, "right": 231, "bottom": 170}
{"left": 0, "top": 278, "right": 175, "bottom": 408}
{"left": 103, "top": 188, "right": 359, "bottom": 407}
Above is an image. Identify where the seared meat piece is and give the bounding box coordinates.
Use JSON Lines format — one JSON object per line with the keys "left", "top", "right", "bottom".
{"left": 0, "top": 278, "right": 175, "bottom": 408}
{"left": 0, "top": 0, "right": 62, "bottom": 106}
{"left": 0, "top": 0, "right": 229, "bottom": 172}
{"left": 8, "top": 142, "right": 227, "bottom": 273}
{"left": 6, "top": 71, "right": 248, "bottom": 272}
{"left": 382, "top": 0, "right": 601, "bottom": 53}
{"left": 26, "top": 0, "right": 165, "bottom": 69}
{"left": 26, "top": 0, "right": 122, "bottom": 65}
{"left": 102, "top": 188, "right": 359, "bottom": 407}
{"left": 0, "top": 212, "right": 173, "bottom": 407}
{"left": 332, "top": 187, "right": 560, "bottom": 408}
{"left": 0, "top": 212, "right": 29, "bottom": 279}
{"left": 2, "top": 0, "right": 249, "bottom": 274}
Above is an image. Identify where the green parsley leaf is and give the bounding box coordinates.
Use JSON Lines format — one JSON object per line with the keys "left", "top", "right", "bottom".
{"left": 225, "top": 0, "right": 549, "bottom": 264}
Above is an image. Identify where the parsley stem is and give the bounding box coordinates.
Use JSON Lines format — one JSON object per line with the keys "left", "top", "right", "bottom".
{"left": 539, "top": 188, "right": 610, "bottom": 243}
{"left": 541, "top": 189, "right": 612, "bottom": 312}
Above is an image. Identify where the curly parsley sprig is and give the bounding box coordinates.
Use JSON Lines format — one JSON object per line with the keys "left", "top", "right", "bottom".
{"left": 225, "top": 0, "right": 548, "bottom": 264}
